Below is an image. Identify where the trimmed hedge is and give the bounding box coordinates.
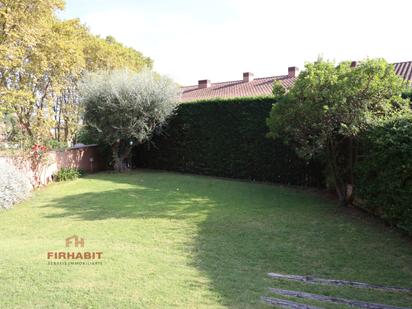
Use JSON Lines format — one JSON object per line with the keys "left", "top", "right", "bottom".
{"left": 134, "top": 97, "right": 324, "bottom": 187}
{"left": 355, "top": 115, "right": 412, "bottom": 235}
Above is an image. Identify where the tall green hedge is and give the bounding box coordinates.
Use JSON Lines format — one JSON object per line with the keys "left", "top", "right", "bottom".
{"left": 355, "top": 115, "right": 412, "bottom": 235}
{"left": 134, "top": 97, "right": 324, "bottom": 187}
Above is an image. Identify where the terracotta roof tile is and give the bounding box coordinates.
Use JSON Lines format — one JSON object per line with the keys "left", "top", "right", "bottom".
{"left": 181, "top": 76, "right": 296, "bottom": 102}
{"left": 181, "top": 61, "right": 412, "bottom": 102}
{"left": 394, "top": 61, "right": 412, "bottom": 82}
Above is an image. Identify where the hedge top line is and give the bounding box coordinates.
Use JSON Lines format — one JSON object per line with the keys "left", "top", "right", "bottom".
{"left": 179, "top": 95, "right": 277, "bottom": 105}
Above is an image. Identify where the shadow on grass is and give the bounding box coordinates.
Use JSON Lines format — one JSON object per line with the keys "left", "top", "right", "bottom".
{"left": 41, "top": 171, "right": 412, "bottom": 307}
{"left": 43, "top": 186, "right": 214, "bottom": 221}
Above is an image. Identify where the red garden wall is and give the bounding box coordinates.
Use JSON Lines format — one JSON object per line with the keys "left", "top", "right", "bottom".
{"left": 0, "top": 144, "right": 105, "bottom": 188}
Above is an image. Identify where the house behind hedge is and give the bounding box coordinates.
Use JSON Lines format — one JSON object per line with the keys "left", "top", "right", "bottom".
{"left": 136, "top": 60, "right": 412, "bottom": 187}
{"left": 182, "top": 61, "right": 412, "bottom": 102}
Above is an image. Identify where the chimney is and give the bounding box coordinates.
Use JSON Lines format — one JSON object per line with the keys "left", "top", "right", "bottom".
{"left": 198, "top": 79, "right": 211, "bottom": 89}
{"left": 350, "top": 61, "right": 358, "bottom": 68}
{"left": 243, "top": 72, "right": 254, "bottom": 82}
{"left": 288, "top": 66, "right": 299, "bottom": 78}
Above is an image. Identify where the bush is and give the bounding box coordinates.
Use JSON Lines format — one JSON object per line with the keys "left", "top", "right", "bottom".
{"left": 0, "top": 160, "right": 31, "bottom": 209}
{"left": 54, "top": 167, "right": 83, "bottom": 182}
{"left": 402, "top": 90, "right": 412, "bottom": 101}
{"left": 45, "top": 139, "right": 67, "bottom": 150}
{"left": 355, "top": 115, "right": 412, "bottom": 234}
{"left": 134, "top": 97, "right": 324, "bottom": 187}
{"left": 75, "top": 126, "right": 100, "bottom": 145}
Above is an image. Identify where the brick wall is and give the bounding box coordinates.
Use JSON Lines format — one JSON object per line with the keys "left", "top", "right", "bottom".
{"left": 0, "top": 145, "right": 105, "bottom": 188}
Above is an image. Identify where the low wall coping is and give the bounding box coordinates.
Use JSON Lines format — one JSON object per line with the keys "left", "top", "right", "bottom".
{"left": 55, "top": 144, "right": 99, "bottom": 152}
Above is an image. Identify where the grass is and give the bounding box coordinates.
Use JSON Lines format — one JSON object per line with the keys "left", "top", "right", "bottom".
{"left": 0, "top": 170, "right": 411, "bottom": 308}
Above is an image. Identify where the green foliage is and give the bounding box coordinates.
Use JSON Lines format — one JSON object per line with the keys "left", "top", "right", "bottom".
{"left": 134, "top": 97, "right": 324, "bottom": 187}
{"left": 355, "top": 115, "right": 412, "bottom": 235}
{"left": 54, "top": 167, "right": 83, "bottom": 182}
{"left": 0, "top": 0, "right": 152, "bottom": 146}
{"left": 75, "top": 126, "right": 100, "bottom": 145}
{"left": 272, "top": 80, "right": 286, "bottom": 98}
{"left": 402, "top": 90, "right": 412, "bottom": 101}
{"left": 45, "top": 139, "right": 67, "bottom": 150}
{"left": 1, "top": 113, "right": 24, "bottom": 145}
{"left": 267, "top": 58, "right": 411, "bottom": 205}
{"left": 80, "top": 70, "right": 180, "bottom": 171}
{"left": 75, "top": 126, "right": 113, "bottom": 169}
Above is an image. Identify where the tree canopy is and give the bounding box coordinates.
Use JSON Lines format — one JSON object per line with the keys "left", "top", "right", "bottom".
{"left": 267, "top": 58, "right": 411, "bottom": 206}
{"left": 80, "top": 70, "right": 180, "bottom": 171}
{"left": 0, "top": 0, "right": 152, "bottom": 147}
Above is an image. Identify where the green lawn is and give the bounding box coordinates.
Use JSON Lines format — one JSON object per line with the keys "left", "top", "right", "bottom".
{"left": 1, "top": 171, "right": 411, "bottom": 308}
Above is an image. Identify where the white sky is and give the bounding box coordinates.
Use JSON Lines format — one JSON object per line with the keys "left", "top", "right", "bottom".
{"left": 63, "top": 0, "right": 412, "bottom": 85}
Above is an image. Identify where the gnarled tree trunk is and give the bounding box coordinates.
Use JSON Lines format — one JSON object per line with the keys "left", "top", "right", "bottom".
{"left": 112, "top": 140, "right": 134, "bottom": 172}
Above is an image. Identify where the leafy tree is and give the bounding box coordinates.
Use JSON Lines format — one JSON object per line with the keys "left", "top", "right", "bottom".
{"left": 52, "top": 27, "right": 153, "bottom": 144}
{"left": 267, "top": 58, "right": 411, "bottom": 206}
{"left": 83, "top": 35, "right": 152, "bottom": 72}
{"left": 272, "top": 80, "right": 286, "bottom": 98}
{"left": 0, "top": 0, "right": 64, "bottom": 142}
{"left": 80, "top": 70, "right": 180, "bottom": 171}
{"left": 0, "top": 0, "right": 152, "bottom": 146}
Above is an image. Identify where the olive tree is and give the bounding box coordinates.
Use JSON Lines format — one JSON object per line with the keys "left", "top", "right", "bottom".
{"left": 80, "top": 70, "right": 180, "bottom": 171}
{"left": 267, "top": 58, "right": 411, "bottom": 206}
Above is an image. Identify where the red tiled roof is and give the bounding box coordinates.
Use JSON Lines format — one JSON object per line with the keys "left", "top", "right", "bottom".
{"left": 181, "top": 75, "right": 296, "bottom": 102}
{"left": 181, "top": 61, "right": 412, "bottom": 102}
{"left": 394, "top": 61, "right": 412, "bottom": 82}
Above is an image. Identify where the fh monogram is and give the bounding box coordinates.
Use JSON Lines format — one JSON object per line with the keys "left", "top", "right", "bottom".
{"left": 47, "top": 235, "right": 102, "bottom": 262}
{"left": 65, "top": 235, "right": 85, "bottom": 248}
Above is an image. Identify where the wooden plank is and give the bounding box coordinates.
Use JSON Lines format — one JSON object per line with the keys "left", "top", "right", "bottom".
{"left": 269, "top": 288, "right": 411, "bottom": 309}
{"left": 267, "top": 273, "right": 412, "bottom": 293}
{"left": 261, "top": 296, "right": 324, "bottom": 309}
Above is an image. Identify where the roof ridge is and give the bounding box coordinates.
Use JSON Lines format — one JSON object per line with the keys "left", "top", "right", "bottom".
{"left": 181, "top": 61, "right": 412, "bottom": 99}
{"left": 182, "top": 75, "right": 286, "bottom": 88}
